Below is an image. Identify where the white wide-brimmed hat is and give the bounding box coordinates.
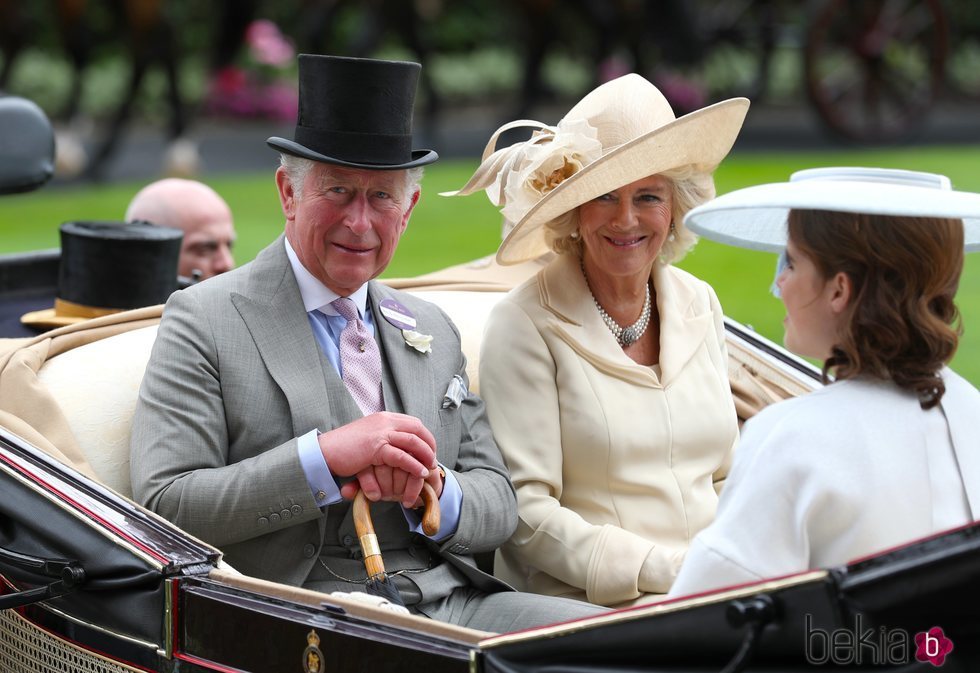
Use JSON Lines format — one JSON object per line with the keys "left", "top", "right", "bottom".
{"left": 684, "top": 167, "right": 980, "bottom": 253}
{"left": 445, "top": 74, "right": 749, "bottom": 265}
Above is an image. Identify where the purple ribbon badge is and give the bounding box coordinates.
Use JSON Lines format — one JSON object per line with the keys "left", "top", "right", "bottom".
{"left": 378, "top": 298, "right": 417, "bottom": 330}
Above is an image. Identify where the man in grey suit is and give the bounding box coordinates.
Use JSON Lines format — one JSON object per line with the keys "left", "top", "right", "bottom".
{"left": 130, "top": 54, "right": 601, "bottom": 632}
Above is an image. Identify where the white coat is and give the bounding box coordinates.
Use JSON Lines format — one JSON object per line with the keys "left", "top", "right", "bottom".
{"left": 670, "top": 369, "right": 980, "bottom": 597}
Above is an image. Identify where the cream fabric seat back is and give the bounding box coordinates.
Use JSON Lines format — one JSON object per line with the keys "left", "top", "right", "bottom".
{"left": 37, "top": 325, "right": 158, "bottom": 499}
{"left": 409, "top": 290, "right": 506, "bottom": 395}
{"left": 32, "top": 290, "right": 507, "bottom": 499}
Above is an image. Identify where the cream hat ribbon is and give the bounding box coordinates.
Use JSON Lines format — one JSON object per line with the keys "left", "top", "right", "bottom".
{"left": 442, "top": 118, "right": 603, "bottom": 231}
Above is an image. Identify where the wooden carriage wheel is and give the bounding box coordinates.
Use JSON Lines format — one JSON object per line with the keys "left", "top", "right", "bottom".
{"left": 804, "top": 0, "right": 949, "bottom": 143}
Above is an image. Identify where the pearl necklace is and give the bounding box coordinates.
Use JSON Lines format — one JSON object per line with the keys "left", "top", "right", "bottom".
{"left": 582, "top": 262, "right": 652, "bottom": 347}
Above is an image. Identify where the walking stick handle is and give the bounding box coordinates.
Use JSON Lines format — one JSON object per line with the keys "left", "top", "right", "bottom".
{"left": 419, "top": 482, "right": 440, "bottom": 536}
{"left": 353, "top": 482, "right": 441, "bottom": 579}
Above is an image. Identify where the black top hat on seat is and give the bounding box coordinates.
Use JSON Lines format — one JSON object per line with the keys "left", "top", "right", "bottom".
{"left": 267, "top": 54, "right": 438, "bottom": 170}
{"left": 20, "top": 221, "right": 183, "bottom": 330}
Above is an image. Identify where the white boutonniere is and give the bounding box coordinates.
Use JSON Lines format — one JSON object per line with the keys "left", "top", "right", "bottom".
{"left": 402, "top": 329, "right": 433, "bottom": 354}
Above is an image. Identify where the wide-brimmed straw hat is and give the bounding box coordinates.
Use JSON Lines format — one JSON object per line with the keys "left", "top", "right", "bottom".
{"left": 684, "top": 167, "right": 980, "bottom": 253}
{"left": 267, "top": 54, "right": 437, "bottom": 170}
{"left": 445, "top": 73, "right": 749, "bottom": 265}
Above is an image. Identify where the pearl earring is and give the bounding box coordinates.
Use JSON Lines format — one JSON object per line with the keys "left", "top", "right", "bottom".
{"left": 667, "top": 223, "right": 676, "bottom": 242}
{"left": 570, "top": 230, "right": 580, "bottom": 240}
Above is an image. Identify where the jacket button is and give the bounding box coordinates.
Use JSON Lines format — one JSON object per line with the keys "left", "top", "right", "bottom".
{"left": 342, "top": 535, "right": 354, "bottom": 547}
{"left": 280, "top": 509, "right": 292, "bottom": 521}
{"left": 291, "top": 504, "right": 303, "bottom": 516}
{"left": 303, "top": 544, "right": 316, "bottom": 558}
{"left": 269, "top": 513, "right": 281, "bottom": 524}
{"left": 257, "top": 517, "right": 269, "bottom": 528}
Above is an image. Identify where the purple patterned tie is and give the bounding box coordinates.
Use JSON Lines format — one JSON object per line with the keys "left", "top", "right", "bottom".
{"left": 330, "top": 298, "right": 385, "bottom": 415}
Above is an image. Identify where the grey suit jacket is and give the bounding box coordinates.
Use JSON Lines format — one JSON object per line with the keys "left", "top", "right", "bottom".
{"left": 131, "top": 235, "right": 517, "bottom": 598}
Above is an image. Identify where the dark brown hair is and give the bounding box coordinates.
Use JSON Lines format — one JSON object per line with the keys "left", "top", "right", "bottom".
{"left": 788, "top": 209, "right": 964, "bottom": 409}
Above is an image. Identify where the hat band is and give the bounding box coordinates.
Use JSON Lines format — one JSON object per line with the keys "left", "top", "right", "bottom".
{"left": 294, "top": 126, "right": 413, "bottom": 165}
{"left": 54, "top": 297, "right": 121, "bottom": 319}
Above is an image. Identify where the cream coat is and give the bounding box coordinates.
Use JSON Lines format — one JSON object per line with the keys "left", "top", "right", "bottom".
{"left": 479, "top": 254, "right": 739, "bottom": 606}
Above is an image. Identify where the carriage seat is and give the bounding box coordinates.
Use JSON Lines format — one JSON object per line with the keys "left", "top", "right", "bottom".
{"left": 32, "top": 287, "right": 809, "bottom": 501}
{"left": 36, "top": 324, "right": 158, "bottom": 498}
{"left": 33, "top": 289, "right": 506, "bottom": 499}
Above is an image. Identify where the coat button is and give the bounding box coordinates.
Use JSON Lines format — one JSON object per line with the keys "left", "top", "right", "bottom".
{"left": 342, "top": 535, "right": 354, "bottom": 546}
{"left": 291, "top": 504, "right": 303, "bottom": 516}
{"left": 280, "top": 509, "right": 292, "bottom": 521}
{"left": 269, "top": 513, "right": 281, "bottom": 524}
{"left": 303, "top": 544, "right": 316, "bottom": 558}
{"left": 257, "top": 517, "right": 269, "bottom": 528}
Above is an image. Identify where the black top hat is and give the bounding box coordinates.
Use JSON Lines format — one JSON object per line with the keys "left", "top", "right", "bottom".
{"left": 20, "top": 221, "right": 183, "bottom": 329}
{"left": 266, "top": 54, "right": 438, "bottom": 170}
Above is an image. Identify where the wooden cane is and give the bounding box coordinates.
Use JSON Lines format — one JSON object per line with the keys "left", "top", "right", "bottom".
{"left": 353, "top": 482, "right": 440, "bottom": 579}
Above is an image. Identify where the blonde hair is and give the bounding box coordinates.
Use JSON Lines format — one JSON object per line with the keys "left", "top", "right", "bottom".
{"left": 543, "top": 165, "right": 715, "bottom": 264}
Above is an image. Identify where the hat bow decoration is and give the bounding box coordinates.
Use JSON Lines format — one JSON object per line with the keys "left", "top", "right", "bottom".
{"left": 443, "top": 118, "right": 602, "bottom": 232}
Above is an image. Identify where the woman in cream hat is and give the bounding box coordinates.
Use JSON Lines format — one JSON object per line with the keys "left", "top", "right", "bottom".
{"left": 450, "top": 74, "right": 749, "bottom": 606}
{"left": 670, "top": 167, "right": 980, "bottom": 597}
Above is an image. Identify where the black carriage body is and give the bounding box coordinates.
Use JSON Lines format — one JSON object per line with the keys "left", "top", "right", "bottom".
{"left": 0, "top": 429, "right": 474, "bottom": 673}
{"left": 479, "top": 527, "right": 980, "bottom": 672}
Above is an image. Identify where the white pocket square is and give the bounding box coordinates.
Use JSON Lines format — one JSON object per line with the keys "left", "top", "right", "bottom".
{"left": 441, "top": 374, "right": 467, "bottom": 409}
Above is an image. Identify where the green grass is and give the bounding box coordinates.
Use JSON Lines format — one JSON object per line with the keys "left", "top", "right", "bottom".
{"left": 2, "top": 145, "right": 979, "bottom": 384}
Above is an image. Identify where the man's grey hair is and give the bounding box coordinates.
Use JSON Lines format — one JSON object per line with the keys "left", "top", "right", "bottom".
{"left": 279, "top": 154, "right": 423, "bottom": 201}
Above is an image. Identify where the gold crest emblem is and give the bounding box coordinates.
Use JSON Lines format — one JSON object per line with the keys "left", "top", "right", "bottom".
{"left": 303, "top": 629, "right": 325, "bottom": 673}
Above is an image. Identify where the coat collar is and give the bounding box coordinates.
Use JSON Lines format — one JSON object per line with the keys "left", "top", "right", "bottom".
{"left": 284, "top": 236, "right": 371, "bottom": 317}
{"left": 537, "top": 253, "right": 713, "bottom": 387}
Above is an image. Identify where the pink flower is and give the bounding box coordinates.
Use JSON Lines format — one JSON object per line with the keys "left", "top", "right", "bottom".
{"left": 915, "top": 627, "right": 954, "bottom": 667}
{"left": 245, "top": 19, "right": 294, "bottom": 67}
{"left": 258, "top": 82, "right": 299, "bottom": 122}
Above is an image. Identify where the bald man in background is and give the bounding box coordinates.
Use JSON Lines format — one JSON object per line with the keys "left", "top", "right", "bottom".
{"left": 126, "top": 178, "right": 237, "bottom": 281}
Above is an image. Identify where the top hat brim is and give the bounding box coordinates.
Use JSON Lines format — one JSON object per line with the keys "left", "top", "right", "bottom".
{"left": 267, "top": 137, "right": 438, "bottom": 170}
{"left": 20, "top": 307, "right": 87, "bottom": 329}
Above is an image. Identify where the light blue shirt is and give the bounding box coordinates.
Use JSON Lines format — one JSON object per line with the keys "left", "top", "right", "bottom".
{"left": 285, "top": 237, "right": 461, "bottom": 540}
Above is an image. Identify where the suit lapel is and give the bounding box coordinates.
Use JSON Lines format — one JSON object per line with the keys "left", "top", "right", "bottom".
{"left": 653, "top": 262, "right": 712, "bottom": 385}
{"left": 230, "top": 236, "right": 335, "bottom": 436}
{"left": 369, "top": 282, "right": 438, "bottom": 431}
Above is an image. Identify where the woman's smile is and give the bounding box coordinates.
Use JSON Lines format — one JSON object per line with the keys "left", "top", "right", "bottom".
{"left": 603, "top": 234, "right": 647, "bottom": 248}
